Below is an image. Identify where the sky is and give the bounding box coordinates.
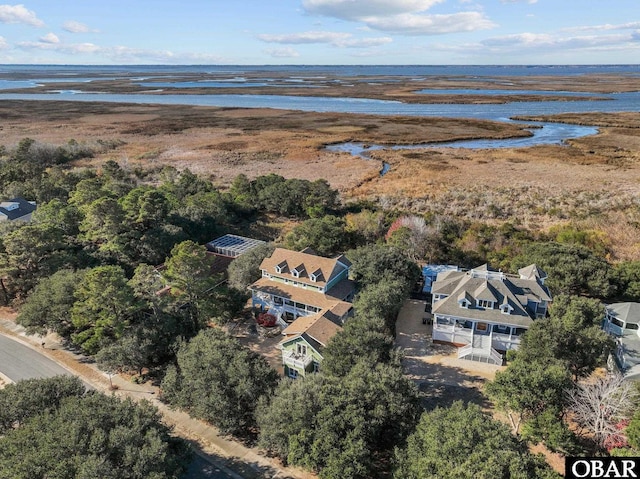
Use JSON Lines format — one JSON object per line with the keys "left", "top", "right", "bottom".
{"left": 0, "top": 1, "right": 638, "bottom": 65}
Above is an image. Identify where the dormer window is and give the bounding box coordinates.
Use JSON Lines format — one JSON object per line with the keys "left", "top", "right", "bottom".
{"left": 309, "top": 268, "right": 322, "bottom": 283}
{"left": 292, "top": 264, "right": 305, "bottom": 278}
{"left": 477, "top": 299, "right": 494, "bottom": 309}
{"left": 500, "top": 303, "right": 513, "bottom": 315}
{"left": 275, "top": 260, "right": 287, "bottom": 274}
{"left": 458, "top": 298, "right": 470, "bottom": 309}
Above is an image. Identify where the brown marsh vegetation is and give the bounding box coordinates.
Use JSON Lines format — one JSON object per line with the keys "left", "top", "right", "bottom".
{"left": 1, "top": 74, "right": 640, "bottom": 260}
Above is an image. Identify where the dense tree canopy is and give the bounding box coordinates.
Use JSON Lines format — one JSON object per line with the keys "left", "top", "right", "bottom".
{"left": 284, "top": 215, "right": 349, "bottom": 256}
{"left": 161, "top": 328, "right": 279, "bottom": 436}
{"left": 227, "top": 242, "right": 275, "bottom": 291}
{"left": 346, "top": 243, "right": 421, "bottom": 292}
{"left": 0, "top": 377, "right": 191, "bottom": 479}
{"left": 322, "top": 314, "right": 395, "bottom": 377}
{"left": 516, "top": 295, "right": 613, "bottom": 380}
{"left": 70, "top": 265, "right": 139, "bottom": 354}
{"left": 394, "top": 402, "right": 560, "bottom": 479}
{"left": 257, "top": 362, "right": 421, "bottom": 479}
{"left": 16, "top": 269, "right": 86, "bottom": 337}
{"left": 511, "top": 242, "right": 615, "bottom": 299}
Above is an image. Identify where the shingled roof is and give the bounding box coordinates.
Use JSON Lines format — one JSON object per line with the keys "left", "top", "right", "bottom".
{"left": 432, "top": 264, "right": 551, "bottom": 328}
{"left": 0, "top": 197, "right": 36, "bottom": 221}
{"left": 259, "top": 247, "right": 351, "bottom": 288}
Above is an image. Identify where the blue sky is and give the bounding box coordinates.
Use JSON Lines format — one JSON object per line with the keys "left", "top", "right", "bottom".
{"left": 0, "top": 1, "right": 638, "bottom": 65}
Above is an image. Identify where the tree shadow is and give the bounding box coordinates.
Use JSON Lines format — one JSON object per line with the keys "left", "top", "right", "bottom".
{"left": 184, "top": 442, "right": 297, "bottom": 479}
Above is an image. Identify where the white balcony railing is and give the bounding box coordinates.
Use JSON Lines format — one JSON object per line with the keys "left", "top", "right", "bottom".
{"left": 282, "top": 350, "right": 313, "bottom": 371}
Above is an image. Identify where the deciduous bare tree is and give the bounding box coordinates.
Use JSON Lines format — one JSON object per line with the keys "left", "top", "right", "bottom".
{"left": 568, "top": 374, "right": 638, "bottom": 448}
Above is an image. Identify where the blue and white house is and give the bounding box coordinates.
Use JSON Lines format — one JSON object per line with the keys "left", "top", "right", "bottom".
{"left": 431, "top": 264, "right": 551, "bottom": 365}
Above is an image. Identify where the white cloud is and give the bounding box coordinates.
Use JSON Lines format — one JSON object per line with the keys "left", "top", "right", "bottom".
{"left": 264, "top": 47, "right": 300, "bottom": 58}
{"left": 63, "top": 20, "right": 98, "bottom": 33}
{"left": 15, "top": 39, "right": 225, "bottom": 63}
{"left": 258, "top": 30, "right": 392, "bottom": 48}
{"left": 303, "top": 0, "right": 444, "bottom": 20}
{"left": 302, "top": 0, "right": 494, "bottom": 35}
{"left": 500, "top": 0, "right": 538, "bottom": 3}
{"left": 0, "top": 36, "right": 8, "bottom": 49}
{"left": 17, "top": 40, "right": 100, "bottom": 54}
{"left": 338, "top": 36, "right": 392, "bottom": 47}
{"left": 363, "top": 12, "right": 495, "bottom": 35}
{"left": 563, "top": 22, "right": 640, "bottom": 33}
{"left": 258, "top": 31, "right": 351, "bottom": 44}
{"left": 480, "top": 31, "right": 638, "bottom": 51}
{"left": 39, "top": 32, "right": 59, "bottom": 44}
{"left": 0, "top": 4, "right": 44, "bottom": 27}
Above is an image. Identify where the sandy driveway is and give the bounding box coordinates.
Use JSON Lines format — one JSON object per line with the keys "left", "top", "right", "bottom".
{"left": 395, "top": 299, "right": 504, "bottom": 409}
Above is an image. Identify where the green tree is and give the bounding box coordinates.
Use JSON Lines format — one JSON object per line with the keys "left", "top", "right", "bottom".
{"left": 353, "top": 276, "right": 409, "bottom": 331}
{"left": 394, "top": 402, "right": 560, "bottom": 479}
{"left": 511, "top": 242, "right": 615, "bottom": 299}
{"left": 284, "top": 215, "right": 349, "bottom": 256}
{"left": 16, "top": 269, "right": 86, "bottom": 337}
{"left": 347, "top": 243, "right": 421, "bottom": 292}
{"left": 0, "top": 376, "right": 84, "bottom": 434}
{"left": 0, "top": 381, "right": 191, "bottom": 479}
{"left": 227, "top": 242, "right": 275, "bottom": 291}
{"left": 485, "top": 357, "right": 572, "bottom": 435}
{"left": 322, "top": 314, "right": 395, "bottom": 377}
{"left": 613, "top": 261, "right": 640, "bottom": 302}
{"left": 257, "top": 362, "right": 421, "bottom": 479}
{"left": 516, "top": 295, "right": 613, "bottom": 380}
{"left": 70, "top": 265, "right": 138, "bottom": 354}
{"left": 162, "top": 240, "right": 220, "bottom": 330}
{"left": 0, "top": 223, "right": 74, "bottom": 301}
{"left": 161, "top": 328, "right": 278, "bottom": 436}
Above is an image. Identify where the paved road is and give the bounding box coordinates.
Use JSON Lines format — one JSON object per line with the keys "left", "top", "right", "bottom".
{"left": 0, "top": 334, "right": 72, "bottom": 382}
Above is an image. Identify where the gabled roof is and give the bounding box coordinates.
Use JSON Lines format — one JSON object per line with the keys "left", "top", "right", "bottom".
{"left": 518, "top": 264, "right": 547, "bottom": 281}
{"left": 280, "top": 313, "right": 342, "bottom": 352}
{"left": 259, "top": 248, "right": 350, "bottom": 288}
{"left": 432, "top": 264, "right": 551, "bottom": 328}
{"left": 0, "top": 197, "right": 36, "bottom": 221}
{"left": 607, "top": 302, "right": 640, "bottom": 325}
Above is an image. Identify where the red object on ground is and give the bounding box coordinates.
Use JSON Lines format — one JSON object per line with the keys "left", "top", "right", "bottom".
{"left": 257, "top": 312, "right": 277, "bottom": 327}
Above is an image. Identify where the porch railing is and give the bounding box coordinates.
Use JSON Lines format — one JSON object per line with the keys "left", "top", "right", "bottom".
{"left": 282, "top": 350, "right": 313, "bottom": 370}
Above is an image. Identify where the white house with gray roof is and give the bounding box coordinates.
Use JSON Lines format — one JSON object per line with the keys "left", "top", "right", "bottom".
{"left": 431, "top": 263, "right": 551, "bottom": 365}
{"left": 603, "top": 302, "right": 640, "bottom": 381}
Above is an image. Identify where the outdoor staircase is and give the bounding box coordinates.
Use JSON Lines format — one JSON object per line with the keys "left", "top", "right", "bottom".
{"left": 457, "top": 333, "right": 503, "bottom": 365}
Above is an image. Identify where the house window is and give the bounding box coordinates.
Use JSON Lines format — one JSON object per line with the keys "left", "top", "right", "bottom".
{"left": 297, "top": 344, "right": 307, "bottom": 356}
{"left": 307, "top": 305, "right": 319, "bottom": 313}
{"left": 611, "top": 318, "right": 624, "bottom": 328}
{"left": 287, "top": 367, "right": 298, "bottom": 379}
{"left": 275, "top": 265, "right": 282, "bottom": 273}
{"left": 313, "top": 361, "right": 320, "bottom": 373}
{"left": 284, "top": 299, "right": 294, "bottom": 306}
{"left": 273, "top": 297, "right": 283, "bottom": 305}
{"left": 477, "top": 300, "right": 493, "bottom": 309}
{"left": 310, "top": 273, "right": 317, "bottom": 282}
{"left": 493, "top": 324, "right": 510, "bottom": 334}
{"left": 512, "top": 327, "right": 527, "bottom": 336}
{"left": 295, "top": 302, "right": 305, "bottom": 310}
{"left": 292, "top": 269, "right": 300, "bottom": 278}
{"left": 626, "top": 323, "right": 639, "bottom": 330}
